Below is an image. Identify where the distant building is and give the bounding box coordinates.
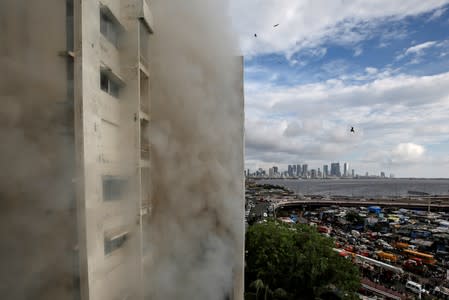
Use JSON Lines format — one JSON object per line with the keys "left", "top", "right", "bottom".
{"left": 273, "top": 166, "right": 278, "bottom": 175}
{"left": 330, "top": 163, "right": 341, "bottom": 177}
{"left": 323, "top": 165, "right": 329, "bottom": 178}
{"left": 317, "top": 168, "right": 322, "bottom": 178}
{"left": 311, "top": 169, "right": 317, "bottom": 179}
{"left": 296, "top": 164, "right": 301, "bottom": 176}
{"left": 381, "top": 172, "right": 386, "bottom": 178}
{"left": 292, "top": 164, "right": 296, "bottom": 175}
{"left": 288, "top": 165, "right": 293, "bottom": 177}
{"left": 343, "top": 162, "right": 349, "bottom": 177}
{"left": 269, "top": 168, "right": 274, "bottom": 177}
{"left": 302, "top": 164, "right": 308, "bottom": 177}
{"left": 351, "top": 169, "right": 355, "bottom": 178}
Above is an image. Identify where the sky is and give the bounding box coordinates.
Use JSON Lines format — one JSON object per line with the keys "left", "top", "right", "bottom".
{"left": 229, "top": 0, "right": 449, "bottom": 178}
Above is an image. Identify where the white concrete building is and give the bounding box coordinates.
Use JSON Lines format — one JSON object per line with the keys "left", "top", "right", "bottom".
{"left": 1, "top": 0, "right": 244, "bottom": 299}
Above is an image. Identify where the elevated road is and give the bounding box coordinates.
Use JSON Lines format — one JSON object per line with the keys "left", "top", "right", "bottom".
{"left": 274, "top": 197, "right": 449, "bottom": 211}
{"left": 360, "top": 278, "right": 404, "bottom": 300}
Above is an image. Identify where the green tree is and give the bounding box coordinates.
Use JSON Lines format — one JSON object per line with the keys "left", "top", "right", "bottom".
{"left": 245, "top": 220, "right": 360, "bottom": 300}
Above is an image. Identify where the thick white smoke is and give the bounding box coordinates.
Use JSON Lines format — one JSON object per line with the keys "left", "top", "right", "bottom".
{"left": 146, "top": 1, "right": 244, "bottom": 299}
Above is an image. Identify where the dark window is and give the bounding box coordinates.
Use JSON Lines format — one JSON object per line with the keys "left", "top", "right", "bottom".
{"left": 100, "top": 13, "right": 108, "bottom": 36}
{"left": 102, "top": 176, "right": 127, "bottom": 201}
{"left": 100, "top": 72, "right": 109, "bottom": 92}
{"left": 109, "top": 80, "right": 120, "bottom": 98}
{"left": 140, "top": 119, "right": 150, "bottom": 160}
{"left": 66, "top": 0, "right": 74, "bottom": 52}
{"left": 104, "top": 232, "right": 128, "bottom": 255}
{"left": 100, "top": 11, "right": 119, "bottom": 47}
{"left": 100, "top": 71, "right": 121, "bottom": 98}
{"left": 139, "top": 20, "right": 149, "bottom": 64}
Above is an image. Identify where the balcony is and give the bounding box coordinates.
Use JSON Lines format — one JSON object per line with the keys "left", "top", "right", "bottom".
{"left": 138, "top": 0, "right": 154, "bottom": 34}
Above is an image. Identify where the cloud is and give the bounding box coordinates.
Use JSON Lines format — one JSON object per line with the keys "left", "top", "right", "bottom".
{"left": 283, "top": 119, "right": 323, "bottom": 137}
{"left": 365, "top": 67, "right": 378, "bottom": 75}
{"left": 360, "top": 143, "right": 426, "bottom": 170}
{"left": 354, "top": 46, "right": 363, "bottom": 57}
{"left": 283, "top": 121, "right": 303, "bottom": 137}
{"left": 391, "top": 143, "right": 426, "bottom": 162}
{"left": 396, "top": 40, "right": 449, "bottom": 62}
{"left": 269, "top": 72, "right": 449, "bottom": 114}
{"left": 230, "top": 0, "right": 449, "bottom": 56}
{"left": 429, "top": 7, "right": 447, "bottom": 20}
{"left": 404, "top": 41, "right": 438, "bottom": 56}
{"left": 286, "top": 47, "right": 327, "bottom": 66}
{"left": 244, "top": 70, "right": 449, "bottom": 175}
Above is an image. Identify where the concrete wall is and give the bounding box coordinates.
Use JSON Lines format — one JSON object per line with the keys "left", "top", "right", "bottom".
{"left": 233, "top": 56, "right": 245, "bottom": 300}
{"left": 75, "top": 0, "right": 146, "bottom": 299}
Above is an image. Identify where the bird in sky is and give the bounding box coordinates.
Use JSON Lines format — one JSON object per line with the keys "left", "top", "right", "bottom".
{"left": 350, "top": 127, "right": 355, "bottom": 133}
{"left": 273, "top": 24, "right": 280, "bottom": 27}
{"left": 254, "top": 33, "right": 257, "bottom": 37}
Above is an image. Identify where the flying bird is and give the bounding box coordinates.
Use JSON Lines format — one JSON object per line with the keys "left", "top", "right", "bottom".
{"left": 350, "top": 127, "right": 355, "bottom": 133}
{"left": 254, "top": 33, "right": 257, "bottom": 37}
{"left": 273, "top": 24, "right": 280, "bottom": 27}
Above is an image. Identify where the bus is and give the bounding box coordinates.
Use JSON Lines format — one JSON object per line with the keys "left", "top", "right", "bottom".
{"left": 377, "top": 251, "right": 398, "bottom": 263}
{"left": 403, "top": 249, "right": 436, "bottom": 265}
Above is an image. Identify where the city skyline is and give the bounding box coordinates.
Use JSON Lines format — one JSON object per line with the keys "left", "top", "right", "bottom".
{"left": 246, "top": 160, "right": 392, "bottom": 179}
{"left": 230, "top": 1, "right": 449, "bottom": 178}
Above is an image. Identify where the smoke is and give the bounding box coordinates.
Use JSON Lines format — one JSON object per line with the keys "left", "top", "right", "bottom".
{"left": 146, "top": 1, "right": 244, "bottom": 299}
{"left": 0, "top": 1, "right": 78, "bottom": 298}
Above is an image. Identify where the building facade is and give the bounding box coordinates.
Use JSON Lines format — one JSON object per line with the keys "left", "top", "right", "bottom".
{"left": 1, "top": 0, "right": 154, "bottom": 299}
{"left": 323, "top": 165, "right": 329, "bottom": 178}
{"left": 296, "top": 164, "right": 302, "bottom": 176}
{"left": 330, "top": 163, "right": 341, "bottom": 177}
{"left": 343, "top": 163, "right": 349, "bottom": 177}
{"left": 287, "top": 165, "right": 293, "bottom": 177}
{"left": 302, "top": 164, "right": 308, "bottom": 177}
{"left": 0, "top": 0, "right": 244, "bottom": 299}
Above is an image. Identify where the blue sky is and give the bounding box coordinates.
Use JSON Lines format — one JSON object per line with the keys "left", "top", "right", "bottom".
{"left": 230, "top": 0, "right": 449, "bottom": 177}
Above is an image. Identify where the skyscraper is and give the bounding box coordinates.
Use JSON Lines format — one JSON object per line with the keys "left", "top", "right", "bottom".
{"left": 302, "top": 164, "right": 308, "bottom": 177}
{"left": 343, "top": 162, "right": 349, "bottom": 177}
{"left": 323, "top": 165, "right": 329, "bottom": 178}
{"left": 352, "top": 169, "right": 355, "bottom": 178}
{"left": 296, "top": 164, "right": 302, "bottom": 176}
{"left": 330, "top": 163, "right": 341, "bottom": 177}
